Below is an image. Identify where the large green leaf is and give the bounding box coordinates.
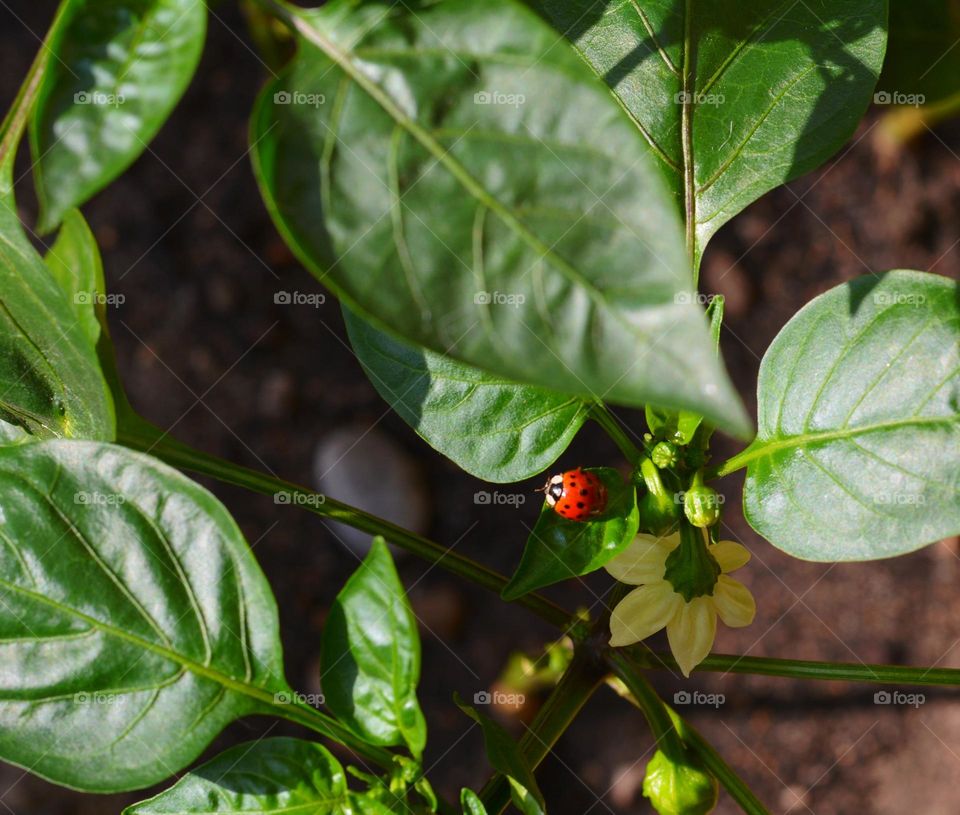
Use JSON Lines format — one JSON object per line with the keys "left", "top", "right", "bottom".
{"left": 321, "top": 537, "right": 426, "bottom": 757}
{"left": 44, "top": 209, "right": 107, "bottom": 346}
{"left": 0, "top": 193, "right": 114, "bottom": 440}
{"left": 0, "top": 439, "right": 291, "bottom": 791}
{"left": 503, "top": 467, "right": 639, "bottom": 599}
{"left": 30, "top": 0, "right": 207, "bottom": 232}
{"left": 527, "top": 0, "right": 887, "bottom": 268}
{"left": 251, "top": 0, "right": 751, "bottom": 437}
{"left": 740, "top": 271, "right": 960, "bottom": 561}
{"left": 125, "top": 738, "right": 349, "bottom": 814}
{"left": 456, "top": 697, "right": 545, "bottom": 815}
{"left": 344, "top": 307, "right": 588, "bottom": 483}
{"left": 879, "top": 0, "right": 960, "bottom": 105}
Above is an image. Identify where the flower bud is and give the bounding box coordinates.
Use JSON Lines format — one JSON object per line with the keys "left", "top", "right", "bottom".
{"left": 642, "top": 749, "right": 718, "bottom": 815}
{"left": 636, "top": 458, "right": 679, "bottom": 535}
{"left": 651, "top": 441, "right": 678, "bottom": 469}
{"left": 683, "top": 484, "right": 721, "bottom": 528}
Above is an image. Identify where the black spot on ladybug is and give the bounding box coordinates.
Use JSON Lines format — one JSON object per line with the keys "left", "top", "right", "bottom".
{"left": 577, "top": 502, "right": 585, "bottom": 509}
{"left": 563, "top": 504, "right": 571, "bottom": 510}
{"left": 580, "top": 488, "right": 588, "bottom": 496}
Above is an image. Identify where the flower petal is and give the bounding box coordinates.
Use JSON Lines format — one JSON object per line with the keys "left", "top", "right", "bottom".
{"left": 711, "top": 575, "right": 756, "bottom": 628}
{"left": 710, "top": 540, "right": 751, "bottom": 573}
{"left": 604, "top": 533, "right": 677, "bottom": 584}
{"left": 609, "top": 582, "right": 682, "bottom": 647}
{"left": 666, "top": 597, "right": 716, "bottom": 677}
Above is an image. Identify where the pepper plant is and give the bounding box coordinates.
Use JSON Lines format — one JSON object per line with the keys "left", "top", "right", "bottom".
{"left": 0, "top": 0, "right": 958, "bottom": 813}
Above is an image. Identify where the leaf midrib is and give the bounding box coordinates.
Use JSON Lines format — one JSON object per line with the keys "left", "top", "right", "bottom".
{"left": 289, "top": 12, "right": 696, "bottom": 375}
{"left": 734, "top": 415, "right": 960, "bottom": 473}
{"left": 0, "top": 572, "right": 279, "bottom": 711}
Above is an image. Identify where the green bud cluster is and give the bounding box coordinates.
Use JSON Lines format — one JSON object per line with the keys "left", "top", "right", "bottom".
{"left": 643, "top": 749, "right": 719, "bottom": 815}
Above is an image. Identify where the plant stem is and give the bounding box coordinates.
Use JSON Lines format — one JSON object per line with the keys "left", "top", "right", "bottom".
{"left": 118, "top": 421, "right": 572, "bottom": 629}
{"left": 607, "top": 652, "right": 770, "bottom": 815}
{"left": 589, "top": 403, "right": 643, "bottom": 463}
{"left": 633, "top": 649, "right": 960, "bottom": 686}
{"left": 605, "top": 651, "right": 686, "bottom": 761}
{"left": 478, "top": 653, "right": 605, "bottom": 814}
{"left": 665, "top": 707, "right": 770, "bottom": 815}
{"left": 269, "top": 698, "right": 396, "bottom": 768}
{"left": 0, "top": 3, "right": 72, "bottom": 183}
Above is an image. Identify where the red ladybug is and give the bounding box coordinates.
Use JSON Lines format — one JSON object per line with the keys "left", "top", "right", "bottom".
{"left": 542, "top": 467, "right": 607, "bottom": 521}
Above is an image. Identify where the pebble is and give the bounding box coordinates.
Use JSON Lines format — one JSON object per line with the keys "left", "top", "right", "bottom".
{"left": 313, "top": 423, "right": 430, "bottom": 556}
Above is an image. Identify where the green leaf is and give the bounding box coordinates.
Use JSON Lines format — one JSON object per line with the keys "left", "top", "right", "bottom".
{"left": 879, "top": 0, "right": 960, "bottom": 105}
{"left": 503, "top": 467, "right": 639, "bottom": 599}
{"left": 250, "top": 0, "right": 751, "bottom": 438}
{"left": 461, "top": 789, "right": 489, "bottom": 815}
{"left": 528, "top": 0, "right": 887, "bottom": 268}
{"left": 44, "top": 209, "right": 106, "bottom": 346}
{"left": 741, "top": 270, "right": 960, "bottom": 561}
{"left": 456, "top": 696, "right": 545, "bottom": 815}
{"left": 30, "top": 0, "right": 207, "bottom": 232}
{"left": 321, "top": 537, "right": 427, "bottom": 757}
{"left": 0, "top": 193, "right": 114, "bottom": 440}
{"left": 0, "top": 439, "right": 291, "bottom": 791}
{"left": 124, "top": 738, "right": 348, "bottom": 814}
{"left": 344, "top": 307, "right": 588, "bottom": 483}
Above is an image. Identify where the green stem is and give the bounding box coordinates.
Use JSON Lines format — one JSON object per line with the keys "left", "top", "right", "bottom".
{"left": 608, "top": 652, "right": 770, "bottom": 815}
{"left": 705, "top": 446, "right": 756, "bottom": 480}
{"left": 0, "top": 3, "right": 71, "bottom": 186}
{"left": 635, "top": 649, "right": 960, "bottom": 686}
{"left": 118, "top": 420, "right": 572, "bottom": 629}
{"left": 665, "top": 707, "right": 770, "bottom": 815}
{"left": 589, "top": 403, "right": 643, "bottom": 463}
{"left": 606, "top": 651, "right": 686, "bottom": 761}
{"left": 478, "top": 653, "right": 604, "bottom": 814}
{"left": 269, "top": 699, "right": 396, "bottom": 768}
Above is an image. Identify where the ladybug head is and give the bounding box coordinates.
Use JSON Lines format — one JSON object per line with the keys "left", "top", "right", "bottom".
{"left": 543, "top": 474, "right": 564, "bottom": 507}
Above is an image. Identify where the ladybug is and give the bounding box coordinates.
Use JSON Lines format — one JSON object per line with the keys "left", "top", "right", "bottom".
{"left": 542, "top": 467, "right": 607, "bottom": 521}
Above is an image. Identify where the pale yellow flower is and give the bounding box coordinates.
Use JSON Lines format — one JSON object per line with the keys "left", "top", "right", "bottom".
{"left": 606, "top": 532, "right": 755, "bottom": 677}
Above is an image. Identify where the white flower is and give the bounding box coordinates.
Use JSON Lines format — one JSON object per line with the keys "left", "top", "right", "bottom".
{"left": 605, "top": 532, "right": 756, "bottom": 677}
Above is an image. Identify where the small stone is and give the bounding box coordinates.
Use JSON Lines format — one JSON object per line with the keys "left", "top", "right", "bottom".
{"left": 608, "top": 761, "right": 645, "bottom": 808}
{"left": 313, "top": 424, "right": 430, "bottom": 556}
{"left": 779, "top": 784, "right": 810, "bottom": 813}
{"left": 257, "top": 370, "right": 296, "bottom": 418}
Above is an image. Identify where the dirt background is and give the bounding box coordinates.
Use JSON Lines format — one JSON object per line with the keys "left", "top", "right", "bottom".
{"left": 2, "top": 3, "right": 960, "bottom": 814}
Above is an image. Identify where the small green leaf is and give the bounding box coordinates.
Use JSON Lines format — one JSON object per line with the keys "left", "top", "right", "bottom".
{"left": 124, "top": 738, "right": 348, "bottom": 814}
{"left": 30, "top": 0, "right": 207, "bottom": 232}
{"left": 0, "top": 439, "right": 291, "bottom": 791}
{"left": 44, "top": 209, "right": 106, "bottom": 346}
{"left": 742, "top": 271, "right": 960, "bottom": 561}
{"left": 456, "top": 696, "right": 545, "bottom": 815}
{"left": 0, "top": 193, "right": 114, "bottom": 440}
{"left": 344, "top": 307, "right": 588, "bottom": 483}
{"left": 503, "top": 468, "right": 639, "bottom": 599}
{"left": 321, "top": 537, "right": 427, "bottom": 757}
{"left": 250, "top": 0, "right": 751, "bottom": 437}
{"left": 461, "top": 789, "right": 489, "bottom": 815}
{"left": 529, "top": 0, "right": 887, "bottom": 268}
